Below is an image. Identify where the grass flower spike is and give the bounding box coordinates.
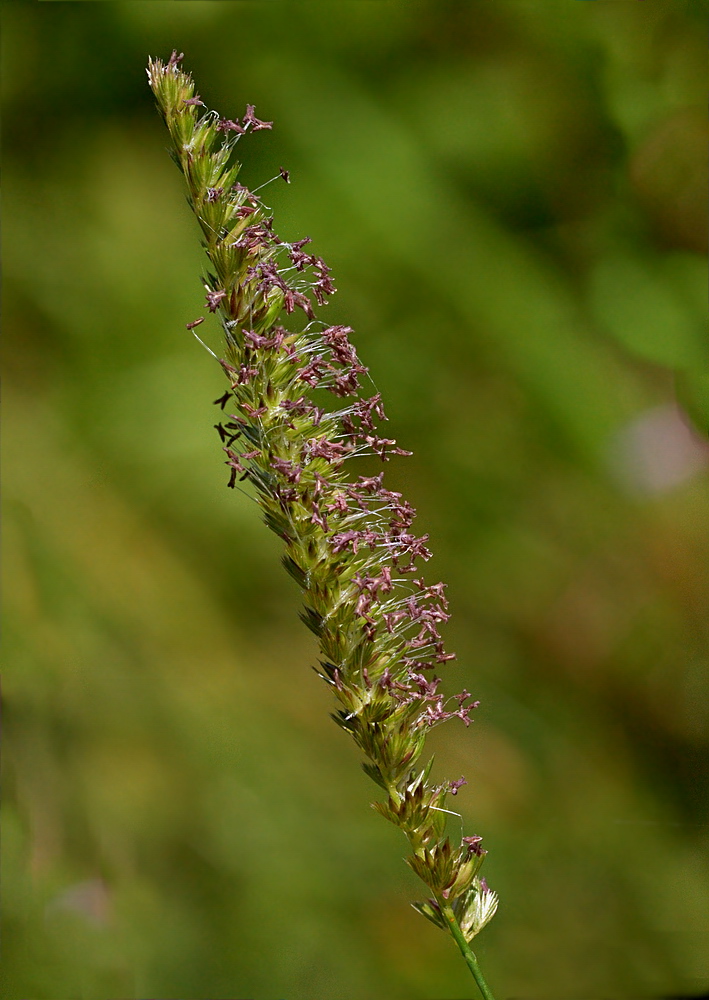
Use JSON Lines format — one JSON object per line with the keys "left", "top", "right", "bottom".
{"left": 147, "top": 51, "right": 498, "bottom": 999}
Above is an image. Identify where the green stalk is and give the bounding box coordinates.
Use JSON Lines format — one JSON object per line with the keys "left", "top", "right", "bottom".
{"left": 441, "top": 902, "right": 497, "bottom": 1000}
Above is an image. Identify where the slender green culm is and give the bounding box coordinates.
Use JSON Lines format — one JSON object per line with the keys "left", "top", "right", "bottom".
{"left": 147, "top": 51, "right": 498, "bottom": 998}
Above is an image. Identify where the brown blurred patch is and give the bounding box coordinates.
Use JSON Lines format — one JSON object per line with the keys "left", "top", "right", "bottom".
{"left": 631, "top": 108, "right": 708, "bottom": 253}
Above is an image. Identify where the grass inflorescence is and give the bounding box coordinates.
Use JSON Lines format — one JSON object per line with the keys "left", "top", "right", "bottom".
{"left": 147, "top": 50, "right": 498, "bottom": 996}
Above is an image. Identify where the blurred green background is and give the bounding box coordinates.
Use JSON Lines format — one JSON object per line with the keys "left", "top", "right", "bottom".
{"left": 3, "top": 2, "right": 708, "bottom": 998}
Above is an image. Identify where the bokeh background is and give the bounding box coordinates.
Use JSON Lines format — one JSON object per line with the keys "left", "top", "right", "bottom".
{"left": 3, "top": 2, "right": 708, "bottom": 998}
